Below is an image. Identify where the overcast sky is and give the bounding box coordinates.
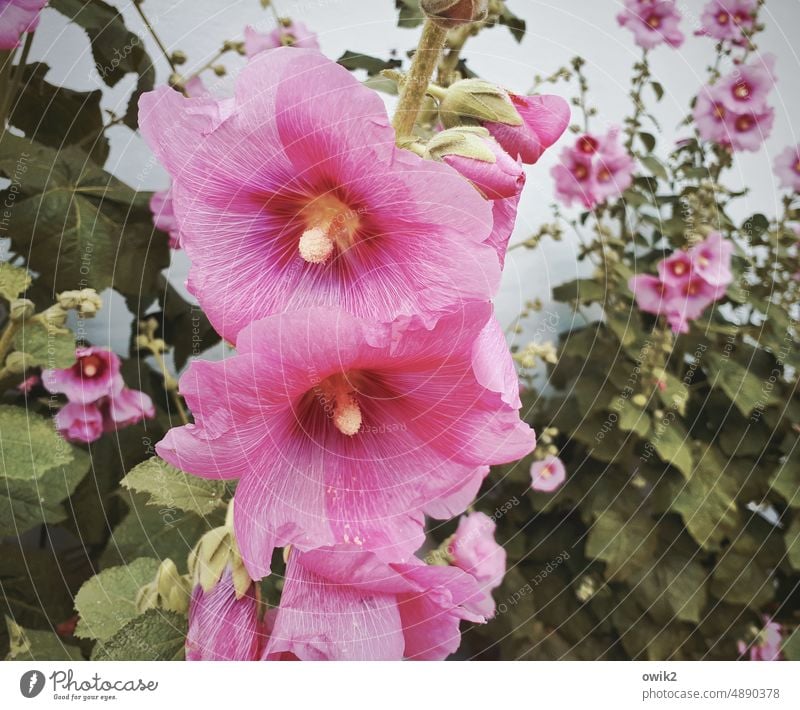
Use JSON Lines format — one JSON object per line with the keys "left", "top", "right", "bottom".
{"left": 25, "top": 0, "right": 800, "bottom": 356}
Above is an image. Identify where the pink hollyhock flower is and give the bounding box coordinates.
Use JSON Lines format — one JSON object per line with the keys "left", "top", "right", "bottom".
{"left": 697, "top": 0, "right": 757, "bottom": 44}
{"left": 43, "top": 347, "right": 123, "bottom": 405}
{"left": 725, "top": 104, "right": 775, "bottom": 152}
{"left": 149, "top": 188, "right": 181, "bottom": 249}
{"left": 243, "top": 20, "right": 320, "bottom": 56}
{"left": 156, "top": 304, "right": 536, "bottom": 579}
{"left": 715, "top": 55, "right": 775, "bottom": 113}
{"left": 139, "top": 48, "right": 499, "bottom": 342}
{"left": 663, "top": 276, "right": 727, "bottom": 333}
{"left": 187, "top": 568, "right": 263, "bottom": 661}
{"left": 629, "top": 274, "right": 669, "bottom": 315}
{"left": 264, "top": 546, "right": 487, "bottom": 660}
{"left": 552, "top": 150, "right": 596, "bottom": 209}
{"left": 693, "top": 84, "right": 774, "bottom": 152}
{"left": 691, "top": 231, "right": 734, "bottom": 287}
{"left": 530, "top": 455, "right": 566, "bottom": 493}
{"left": 693, "top": 88, "right": 731, "bottom": 145}
{"left": 437, "top": 134, "right": 525, "bottom": 200}
{"left": 658, "top": 249, "right": 693, "bottom": 287}
{"left": 737, "top": 617, "right": 783, "bottom": 661}
{"left": 101, "top": 387, "right": 155, "bottom": 432}
{"left": 594, "top": 131, "right": 636, "bottom": 203}
{"left": 774, "top": 145, "right": 800, "bottom": 192}
{"left": 451, "top": 512, "right": 506, "bottom": 610}
{"left": 486, "top": 193, "right": 522, "bottom": 267}
{"left": 617, "top": 0, "right": 684, "bottom": 50}
{"left": 483, "top": 93, "right": 570, "bottom": 165}
{"left": 55, "top": 402, "right": 104, "bottom": 444}
{"left": 0, "top": 0, "right": 46, "bottom": 49}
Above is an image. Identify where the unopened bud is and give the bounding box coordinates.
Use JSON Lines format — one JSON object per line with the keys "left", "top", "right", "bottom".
{"left": 426, "top": 126, "right": 496, "bottom": 163}
{"left": 213, "top": 64, "right": 226, "bottom": 77}
{"left": 632, "top": 394, "right": 648, "bottom": 408}
{"left": 439, "top": 79, "right": 522, "bottom": 129}
{"left": 171, "top": 50, "right": 187, "bottom": 65}
{"left": 421, "top": 0, "right": 488, "bottom": 28}
{"left": 136, "top": 559, "right": 191, "bottom": 614}
{"left": 9, "top": 298, "right": 34, "bottom": 321}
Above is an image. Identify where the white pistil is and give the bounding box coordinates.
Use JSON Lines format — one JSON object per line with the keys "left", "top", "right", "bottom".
{"left": 299, "top": 227, "right": 334, "bottom": 264}
{"left": 333, "top": 392, "right": 362, "bottom": 436}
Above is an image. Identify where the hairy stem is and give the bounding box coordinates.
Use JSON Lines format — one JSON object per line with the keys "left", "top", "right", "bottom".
{"left": 133, "top": 1, "right": 177, "bottom": 73}
{"left": 151, "top": 348, "right": 189, "bottom": 426}
{"left": 392, "top": 19, "right": 448, "bottom": 139}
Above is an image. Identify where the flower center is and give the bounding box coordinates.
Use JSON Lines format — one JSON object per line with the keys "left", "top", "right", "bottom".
{"left": 672, "top": 261, "right": 687, "bottom": 276}
{"left": 793, "top": 158, "right": 800, "bottom": 174}
{"left": 298, "top": 194, "right": 361, "bottom": 265}
{"left": 573, "top": 163, "right": 589, "bottom": 180}
{"left": 540, "top": 464, "right": 553, "bottom": 479}
{"left": 646, "top": 13, "right": 661, "bottom": 29}
{"left": 713, "top": 103, "right": 726, "bottom": 120}
{"left": 577, "top": 136, "right": 598, "bottom": 154}
{"left": 318, "top": 374, "right": 362, "bottom": 436}
{"left": 697, "top": 255, "right": 710, "bottom": 267}
{"left": 733, "top": 81, "right": 751, "bottom": 101}
{"left": 686, "top": 282, "right": 699, "bottom": 296}
{"left": 79, "top": 354, "right": 104, "bottom": 379}
{"left": 735, "top": 114, "right": 754, "bottom": 131}
{"left": 716, "top": 11, "right": 730, "bottom": 25}
{"left": 597, "top": 167, "right": 611, "bottom": 182}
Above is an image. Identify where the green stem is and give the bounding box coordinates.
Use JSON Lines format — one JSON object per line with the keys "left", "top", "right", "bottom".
{"left": 133, "top": 1, "right": 177, "bottom": 73}
{"left": 392, "top": 19, "right": 448, "bottom": 139}
{"left": 150, "top": 348, "right": 189, "bottom": 425}
{"left": 0, "top": 33, "right": 32, "bottom": 130}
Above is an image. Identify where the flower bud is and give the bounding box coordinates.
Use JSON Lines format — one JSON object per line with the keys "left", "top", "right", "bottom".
{"left": 136, "top": 558, "right": 192, "bottom": 614}
{"left": 171, "top": 50, "right": 187, "bottom": 65}
{"left": 426, "top": 126, "right": 524, "bottom": 199}
{"left": 632, "top": 393, "right": 648, "bottom": 408}
{"left": 9, "top": 298, "right": 34, "bottom": 321}
{"left": 4, "top": 351, "right": 30, "bottom": 374}
{"left": 439, "top": 79, "right": 523, "bottom": 129}
{"left": 420, "top": 0, "right": 489, "bottom": 28}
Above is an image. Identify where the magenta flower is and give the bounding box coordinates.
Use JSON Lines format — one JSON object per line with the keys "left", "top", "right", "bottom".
{"left": 530, "top": 455, "right": 566, "bottom": 493}
{"left": 437, "top": 134, "right": 525, "bottom": 200}
{"left": 263, "top": 546, "right": 486, "bottom": 660}
{"left": 617, "top": 0, "right": 684, "bottom": 50}
{"left": 663, "top": 277, "right": 727, "bottom": 333}
{"left": 715, "top": 55, "right": 775, "bottom": 113}
{"left": 658, "top": 249, "right": 693, "bottom": 287}
{"left": 186, "top": 568, "right": 263, "bottom": 661}
{"left": 149, "top": 188, "right": 181, "bottom": 249}
{"left": 451, "top": 511, "right": 506, "bottom": 612}
{"left": 243, "top": 20, "right": 320, "bottom": 57}
{"left": 43, "top": 346, "right": 123, "bottom": 405}
{"left": 697, "top": 0, "right": 756, "bottom": 44}
{"left": 691, "top": 232, "right": 734, "bottom": 286}
{"left": 156, "top": 304, "right": 536, "bottom": 579}
{"left": 552, "top": 129, "right": 634, "bottom": 210}
{"left": 0, "top": 0, "right": 46, "bottom": 50}
{"left": 693, "top": 83, "right": 775, "bottom": 152}
{"left": 629, "top": 274, "right": 669, "bottom": 315}
{"left": 101, "top": 388, "right": 155, "bottom": 432}
{"left": 483, "top": 93, "right": 570, "bottom": 165}
{"left": 774, "top": 145, "right": 800, "bottom": 192}
{"left": 139, "top": 48, "right": 499, "bottom": 342}
{"left": 54, "top": 402, "right": 104, "bottom": 444}
{"left": 737, "top": 617, "right": 783, "bottom": 661}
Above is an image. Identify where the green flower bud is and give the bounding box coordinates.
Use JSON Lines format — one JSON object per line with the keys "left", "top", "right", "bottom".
{"left": 438, "top": 79, "right": 523, "bottom": 129}
{"left": 135, "top": 558, "right": 191, "bottom": 614}
{"left": 632, "top": 393, "right": 648, "bottom": 408}
{"left": 171, "top": 50, "right": 187, "bottom": 65}
{"left": 425, "top": 126, "right": 497, "bottom": 163}
{"left": 9, "top": 298, "right": 34, "bottom": 322}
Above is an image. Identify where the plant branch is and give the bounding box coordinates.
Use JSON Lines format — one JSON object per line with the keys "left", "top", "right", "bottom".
{"left": 133, "top": 1, "right": 177, "bottom": 73}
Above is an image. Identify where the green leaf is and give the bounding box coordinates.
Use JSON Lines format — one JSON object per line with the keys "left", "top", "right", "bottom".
{"left": 650, "top": 419, "right": 693, "bottom": 478}
{"left": 121, "top": 457, "right": 226, "bottom": 517}
{"left": 91, "top": 609, "right": 186, "bottom": 661}
{"left": 671, "top": 446, "right": 738, "bottom": 550}
{"left": 0, "top": 134, "right": 169, "bottom": 299}
{"left": 638, "top": 132, "right": 656, "bottom": 152}
{"left": 74, "top": 557, "right": 161, "bottom": 642}
{"left": 785, "top": 514, "right": 800, "bottom": 572}
{"left": 769, "top": 446, "right": 800, "bottom": 508}
{"left": 640, "top": 155, "right": 668, "bottom": 181}
{"left": 0, "top": 262, "right": 31, "bottom": 301}
{"left": 395, "top": 0, "right": 423, "bottom": 28}
{"left": 586, "top": 508, "right": 657, "bottom": 582}
{"left": 13, "top": 319, "right": 76, "bottom": 369}
{"left": 617, "top": 400, "right": 650, "bottom": 438}
{"left": 497, "top": 6, "right": 526, "bottom": 42}
{"left": 336, "top": 51, "right": 402, "bottom": 76}
{"left": 782, "top": 627, "right": 800, "bottom": 661}
{"left": 552, "top": 278, "right": 607, "bottom": 304}
{"left": 0, "top": 405, "right": 74, "bottom": 481}
{"left": 650, "top": 81, "right": 664, "bottom": 101}
{"left": 5, "top": 617, "right": 83, "bottom": 660}
{"left": 704, "top": 352, "right": 774, "bottom": 417}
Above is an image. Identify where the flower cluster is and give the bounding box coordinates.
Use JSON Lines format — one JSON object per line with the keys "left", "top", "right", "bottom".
{"left": 696, "top": 0, "right": 757, "bottom": 45}
{"left": 774, "top": 144, "right": 800, "bottom": 193}
{"left": 552, "top": 129, "right": 635, "bottom": 210}
{"left": 694, "top": 56, "right": 776, "bottom": 152}
{"left": 616, "top": 0, "right": 684, "bottom": 50}
{"left": 0, "top": 0, "right": 47, "bottom": 50}
{"left": 244, "top": 20, "right": 320, "bottom": 56}
{"left": 629, "top": 232, "right": 734, "bottom": 333}
{"left": 141, "top": 41, "right": 568, "bottom": 660}
{"left": 43, "top": 347, "right": 155, "bottom": 443}
{"left": 738, "top": 617, "right": 784, "bottom": 661}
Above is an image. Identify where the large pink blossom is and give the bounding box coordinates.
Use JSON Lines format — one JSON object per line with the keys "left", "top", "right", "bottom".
{"left": 737, "top": 617, "right": 783, "bottom": 661}
{"left": 186, "top": 568, "right": 263, "bottom": 661}
{"left": 156, "top": 304, "right": 536, "bottom": 579}
{"left": 774, "top": 145, "right": 800, "bottom": 192}
{"left": 451, "top": 511, "right": 506, "bottom": 612}
{"left": 0, "top": 0, "right": 46, "bottom": 50}
{"left": 617, "top": 0, "right": 684, "bottom": 50}
{"left": 139, "top": 48, "right": 499, "bottom": 342}
{"left": 552, "top": 129, "right": 634, "bottom": 210}
{"left": 482, "top": 92, "right": 570, "bottom": 165}
{"left": 697, "top": 0, "right": 757, "bottom": 44}
{"left": 263, "top": 546, "right": 486, "bottom": 660}
{"left": 243, "top": 20, "right": 320, "bottom": 56}
{"left": 43, "top": 347, "right": 123, "bottom": 405}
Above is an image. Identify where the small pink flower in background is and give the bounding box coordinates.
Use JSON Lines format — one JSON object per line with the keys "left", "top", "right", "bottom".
{"left": 617, "top": 0, "right": 684, "bottom": 50}
{"left": 187, "top": 568, "right": 263, "bottom": 661}
{"left": 663, "top": 277, "right": 728, "bottom": 333}
{"left": 43, "top": 346, "right": 123, "bottom": 405}
{"left": 451, "top": 512, "right": 506, "bottom": 613}
{"left": 263, "top": 546, "right": 487, "bottom": 660}
{"left": 552, "top": 128, "right": 634, "bottom": 210}
{"left": 737, "top": 617, "right": 783, "bottom": 661}
{"left": 149, "top": 188, "right": 181, "bottom": 249}
{"left": 156, "top": 304, "right": 536, "bottom": 580}
{"left": 101, "top": 388, "right": 155, "bottom": 432}
{"left": 17, "top": 373, "right": 39, "bottom": 393}
{"left": 139, "top": 48, "right": 500, "bottom": 343}
{"left": 693, "top": 90, "right": 731, "bottom": 146}
{"left": 715, "top": 55, "right": 775, "bottom": 113}
{"left": 697, "top": 0, "right": 757, "bottom": 45}
{"left": 658, "top": 249, "right": 693, "bottom": 287}
{"left": 0, "top": 0, "right": 47, "bottom": 50}
{"left": 243, "top": 20, "right": 319, "bottom": 57}
{"left": 530, "top": 455, "right": 566, "bottom": 493}
{"left": 691, "top": 231, "right": 734, "bottom": 286}
{"left": 483, "top": 92, "right": 570, "bottom": 165}
{"left": 54, "top": 402, "right": 104, "bottom": 444}
{"left": 774, "top": 145, "right": 800, "bottom": 192}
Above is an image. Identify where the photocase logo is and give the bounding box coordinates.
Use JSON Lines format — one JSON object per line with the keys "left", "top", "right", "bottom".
{"left": 19, "top": 670, "right": 45, "bottom": 699}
